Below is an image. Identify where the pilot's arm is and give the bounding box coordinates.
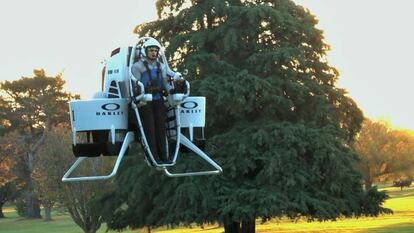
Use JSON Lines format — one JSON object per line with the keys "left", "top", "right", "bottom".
{"left": 131, "top": 61, "right": 144, "bottom": 82}
{"left": 161, "top": 63, "right": 174, "bottom": 94}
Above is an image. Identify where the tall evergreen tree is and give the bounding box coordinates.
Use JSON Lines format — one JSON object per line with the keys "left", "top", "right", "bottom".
{"left": 101, "top": 1, "right": 390, "bottom": 232}
{"left": 0, "top": 69, "right": 74, "bottom": 218}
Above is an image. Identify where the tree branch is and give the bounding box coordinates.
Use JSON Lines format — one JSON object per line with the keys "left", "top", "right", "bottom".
{"left": 30, "top": 117, "right": 51, "bottom": 155}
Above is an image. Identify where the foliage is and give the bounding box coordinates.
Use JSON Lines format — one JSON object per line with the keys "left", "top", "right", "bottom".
{"left": 0, "top": 131, "right": 27, "bottom": 192}
{"left": 0, "top": 69, "right": 74, "bottom": 131}
{"left": 392, "top": 178, "right": 412, "bottom": 191}
{"left": 1, "top": 68, "right": 105, "bottom": 230}
{"left": 0, "top": 127, "right": 28, "bottom": 218}
{"left": 34, "top": 125, "right": 72, "bottom": 221}
{"left": 35, "top": 124, "right": 110, "bottom": 232}
{"left": 102, "top": 0, "right": 389, "bottom": 232}
{"left": 63, "top": 181, "right": 107, "bottom": 233}
{"left": 15, "top": 197, "right": 28, "bottom": 217}
{"left": 0, "top": 182, "right": 18, "bottom": 218}
{"left": 354, "top": 119, "right": 414, "bottom": 188}
{"left": 0, "top": 97, "right": 10, "bottom": 136}
{"left": 0, "top": 69, "right": 76, "bottom": 218}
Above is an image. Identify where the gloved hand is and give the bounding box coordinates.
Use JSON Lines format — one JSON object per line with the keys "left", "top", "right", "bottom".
{"left": 172, "top": 79, "right": 187, "bottom": 93}
{"left": 173, "top": 72, "right": 183, "bottom": 80}
{"left": 132, "top": 81, "right": 144, "bottom": 103}
{"left": 132, "top": 84, "right": 141, "bottom": 97}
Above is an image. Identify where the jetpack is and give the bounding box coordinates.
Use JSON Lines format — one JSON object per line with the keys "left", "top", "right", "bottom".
{"left": 62, "top": 37, "right": 222, "bottom": 182}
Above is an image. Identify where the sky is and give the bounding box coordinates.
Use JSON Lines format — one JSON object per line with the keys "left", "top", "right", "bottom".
{"left": 294, "top": 0, "right": 414, "bottom": 131}
{"left": 1, "top": 0, "right": 414, "bottom": 130}
{"left": 0, "top": 0, "right": 156, "bottom": 99}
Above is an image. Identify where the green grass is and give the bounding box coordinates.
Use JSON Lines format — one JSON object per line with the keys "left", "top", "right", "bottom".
{"left": 0, "top": 208, "right": 140, "bottom": 233}
{"left": 1, "top": 186, "right": 414, "bottom": 233}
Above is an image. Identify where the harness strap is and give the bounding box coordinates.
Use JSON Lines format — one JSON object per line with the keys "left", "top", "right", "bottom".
{"left": 143, "top": 60, "right": 163, "bottom": 94}
{"left": 155, "top": 62, "right": 168, "bottom": 96}
{"left": 156, "top": 61, "right": 161, "bottom": 80}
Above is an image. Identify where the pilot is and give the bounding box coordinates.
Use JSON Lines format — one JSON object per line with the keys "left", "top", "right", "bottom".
{"left": 131, "top": 38, "right": 173, "bottom": 163}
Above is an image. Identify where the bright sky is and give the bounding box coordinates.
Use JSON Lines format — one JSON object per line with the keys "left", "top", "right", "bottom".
{"left": 294, "top": 0, "right": 414, "bottom": 130}
{"left": 0, "top": 0, "right": 156, "bottom": 99}
{"left": 1, "top": 0, "right": 414, "bottom": 130}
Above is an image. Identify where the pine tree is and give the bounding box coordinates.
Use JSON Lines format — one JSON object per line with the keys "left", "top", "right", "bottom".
{"left": 0, "top": 69, "right": 74, "bottom": 218}
{"left": 101, "top": 1, "right": 391, "bottom": 232}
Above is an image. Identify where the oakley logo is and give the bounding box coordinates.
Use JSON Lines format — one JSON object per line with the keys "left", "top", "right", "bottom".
{"left": 180, "top": 101, "right": 201, "bottom": 114}
{"left": 181, "top": 101, "right": 198, "bottom": 109}
{"left": 101, "top": 103, "right": 120, "bottom": 111}
{"left": 97, "top": 103, "right": 124, "bottom": 116}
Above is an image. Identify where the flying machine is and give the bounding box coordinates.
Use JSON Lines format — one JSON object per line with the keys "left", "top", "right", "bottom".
{"left": 62, "top": 37, "right": 222, "bottom": 182}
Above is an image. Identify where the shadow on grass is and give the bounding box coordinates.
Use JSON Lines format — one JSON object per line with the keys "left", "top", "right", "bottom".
{"left": 359, "top": 223, "right": 414, "bottom": 233}
{"left": 380, "top": 186, "right": 414, "bottom": 198}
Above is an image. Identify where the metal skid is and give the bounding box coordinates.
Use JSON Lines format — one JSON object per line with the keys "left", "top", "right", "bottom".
{"left": 62, "top": 130, "right": 222, "bottom": 182}
{"left": 62, "top": 132, "right": 134, "bottom": 182}
{"left": 163, "top": 134, "right": 222, "bottom": 177}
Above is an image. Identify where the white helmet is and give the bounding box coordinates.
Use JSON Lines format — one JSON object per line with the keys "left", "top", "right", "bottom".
{"left": 141, "top": 37, "right": 161, "bottom": 57}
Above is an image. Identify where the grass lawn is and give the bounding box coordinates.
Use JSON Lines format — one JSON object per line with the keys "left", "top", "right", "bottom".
{"left": 0, "top": 207, "right": 140, "bottom": 233}
{"left": 1, "top": 186, "right": 413, "bottom": 233}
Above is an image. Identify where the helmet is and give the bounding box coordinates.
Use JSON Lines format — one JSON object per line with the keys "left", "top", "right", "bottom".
{"left": 141, "top": 38, "right": 161, "bottom": 58}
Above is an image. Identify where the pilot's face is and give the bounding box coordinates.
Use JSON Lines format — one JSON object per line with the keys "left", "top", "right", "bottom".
{"left": 147, "top": 47, "right": 159, "bottom": 60}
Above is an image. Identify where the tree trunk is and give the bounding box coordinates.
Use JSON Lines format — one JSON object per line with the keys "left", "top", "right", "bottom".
{"left": 241, "top": 219, "right": 255, "bottom": 233}
{"left": 0, "top": 203, "right": 5, "bottom": 218}
{"left": 84, "top": 229, "right": 97, "bottom": 233}
{"left": 25, "top": 120, "right": 50, "bottom": 219}
{"left": 25, "top": 151, "right": 42, "bottom": 219}
{"left": 224, "top": 219, "right": 241, "bottom": 233}
{"left": 43, "top": 203, "right": 52, "bottom": 221}
{"left": 364, "top": 178, "right": 373, "bottom": 190}
{"left": 26, "top": 191, "right": 41, "bottom": 218}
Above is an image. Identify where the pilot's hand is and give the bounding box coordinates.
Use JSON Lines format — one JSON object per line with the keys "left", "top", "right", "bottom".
{"left": 132, "top": 84, "right": 142, "bottom": 97}
{"left": 132, "top": 81, "right": 145, "bottom": 103}
{"left": 172, "top": 79, "right": 187, "bottom": 93}
{"left": 173, "top": 72, "right": 183, "bottom": 80}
